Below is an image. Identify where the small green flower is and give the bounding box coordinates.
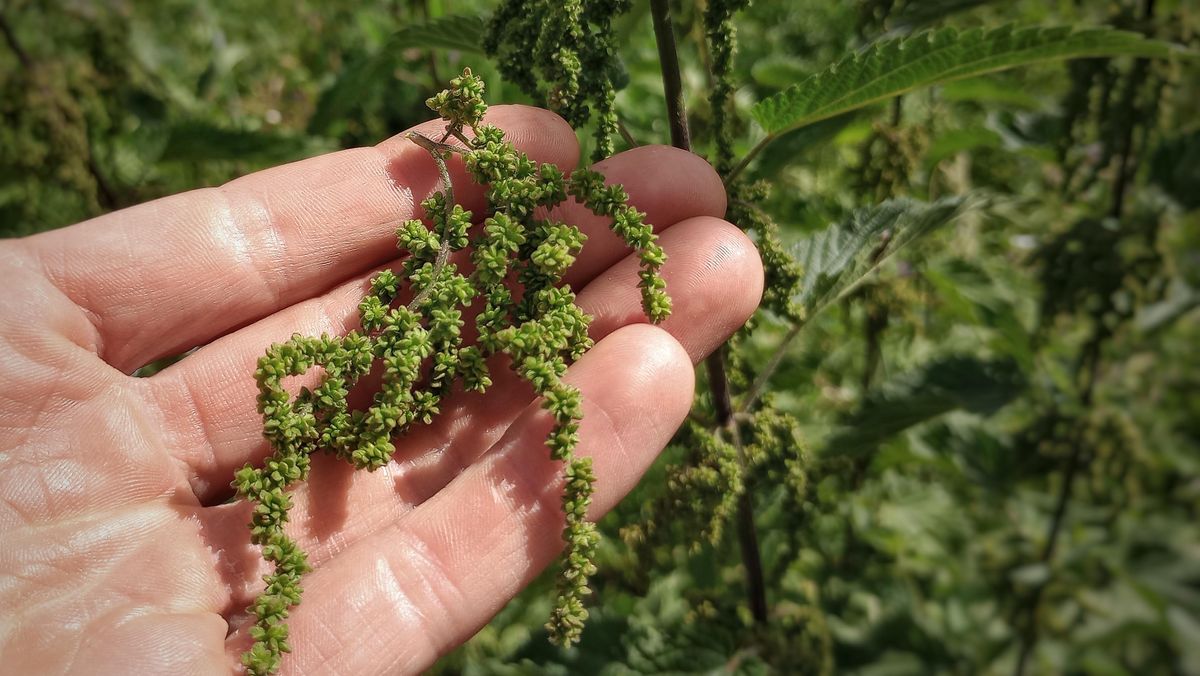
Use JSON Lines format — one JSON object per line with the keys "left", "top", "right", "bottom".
{"left": 234, "top": 69, "right": 670, "bottom": 672}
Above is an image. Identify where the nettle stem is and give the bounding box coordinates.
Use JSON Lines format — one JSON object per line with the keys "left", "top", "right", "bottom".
{"left": 648, "top": 0, "right": 768, "bottom": 626}
{"left": 402, "top": 131, "right": 456, "bottom": 311}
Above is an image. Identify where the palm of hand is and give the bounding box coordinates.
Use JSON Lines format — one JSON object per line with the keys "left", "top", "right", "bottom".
{"left": 0, "top": 107, "right": 761, "bottom": 674}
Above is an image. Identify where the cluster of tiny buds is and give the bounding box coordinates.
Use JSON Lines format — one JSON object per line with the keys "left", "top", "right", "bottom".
{"left": 485, "top": 0, "right": 631, "bottom": 161}
{"left": 234, "top": 68, "right": 668, "bottom": 674}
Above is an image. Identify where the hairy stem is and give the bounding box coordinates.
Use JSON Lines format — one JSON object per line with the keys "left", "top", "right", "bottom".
{"left": 725, "top": 133, "right": 774, "bottom": 185}
{"left": 1012, "top": 340, "right": 1102, "bottom": 676}
{"left": 650, "top": 0, "right": 691, "bottom": 149}
{"left": 403, "top": 131, "right": 457, "bottom": 310}
{"left": 0, "top": 11, "right": 32, "bottom": 69}
{"left": 649, "top": 0, "right": 768, "bottom": 625}
{"left": 414, "top": 0, "right": 441, "bottom": 90}
{"left": 738, "top": 322, "right": 802, "bottom": 414}
{"left": 1109, "top": 0, "right": 1157, "bottom": 220}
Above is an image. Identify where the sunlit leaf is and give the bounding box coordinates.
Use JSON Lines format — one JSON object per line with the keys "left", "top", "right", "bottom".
{"left": 752, "top": 24, "right": 1184, "bottom": 137}
{"left": 791, "top": 197, "right": 969, "bottom": 321}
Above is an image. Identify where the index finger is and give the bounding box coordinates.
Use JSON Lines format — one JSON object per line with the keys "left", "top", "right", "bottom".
{"left": 20, "top": 105, "right": 579, "bottom": 373}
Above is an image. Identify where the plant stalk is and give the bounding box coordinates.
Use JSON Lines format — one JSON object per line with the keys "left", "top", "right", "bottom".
{"left": 649, "top": 0, "right": 768, "bottom": 626}
{"left": 1014, "top": 5, "right": 1156, "bottom": 673}
{"left": 404, "top": 131, "right": 458, "bottom": 310}
{"left": 725, "top": 134, "right": 773, "bottom": 185}
{"left": 650, "top": 0, "right": 691, "bottom": 149}
{"left": 1012, "top": 340, "right": 1102, "bottom": 676}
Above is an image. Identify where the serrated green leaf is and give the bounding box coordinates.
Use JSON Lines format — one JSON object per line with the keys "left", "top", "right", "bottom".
{"left": 791, "top": 197, "right": 968, "bottom": 321}
{"left": 822, "top": 356, "right": 1026, "bottom": 458}
{"left": 751, "top": 24, "right": 1184, "bottom": 137}
{"left": 307, "top": 50, "right": 397, "bottom": 135}
{"left": 307, "top": 14, "right": 488, "bottom": 134}
{"left": 384, "top": 14, "right": 488, "bottom": 54}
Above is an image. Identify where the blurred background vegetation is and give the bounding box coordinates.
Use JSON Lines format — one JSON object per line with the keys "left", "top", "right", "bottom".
{"left": 3, "top": 0, "right": 1199, "bottom": 674}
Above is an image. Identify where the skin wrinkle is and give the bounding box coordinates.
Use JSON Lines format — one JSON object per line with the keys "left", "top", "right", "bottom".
{"left": 370, "top": 144, "right": 419, "bottom": 224}
{"left": 304, "top": 611, "right": 348, "bottom": 676}
{"left": 10, "top": 244, "right": 108, "bottom": 357}
{"left": 0, "top": 356, "right": 57, "bottom": 461}
{"left": 27, "top": 266, "right": 108, "bottom": 358}
{"left": 139, "top": 373, "right": 213, "bottom": 498}
{"left": 468, "top": 475, "right": 545, "bottom": 600}
{"left": 175, "top": 354, "right": 243, "bottom": 493}
{"left": 112, "top": 212, "right": 150, "bottom": 328}
{"left": 0, "top": 319, "right": 99, "bottom": 407}
{"left": 210, "top": 185, "right": 289, "bottom": 315}
{"left": 187, "top": 507, "right": 246, "bottom": 611}
{"left": 706, "top": 233, "right": 739, "bottom": 271}
{"left": 1, "top": 392, "right": 124, "bottom": 529}
{"left": 276, "top": 557, "right": 404, "bottom": 675}
{"left": 100, "top": 381, "right": 195, "bottom": 504}
{"left": 5, "top": 515, "right": 183, "bottom": 651}
{"left": 386, "top": 530, "right": 469, "bottom": 661}
{"left": 590, "top": 390, "right": 636, "bottom": 482}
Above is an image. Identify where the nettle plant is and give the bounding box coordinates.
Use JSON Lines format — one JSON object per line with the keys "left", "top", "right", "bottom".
{"left": 235, "top": 70, "right": 668, "bottom": 674}
{"left": 233, "top": 1, "right": 1185, "bottom": 672}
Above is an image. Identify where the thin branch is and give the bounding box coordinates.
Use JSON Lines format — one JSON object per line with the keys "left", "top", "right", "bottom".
{"left": 1012, "top": 339, "right": 1103, "bottom": 676}
{"left": 1014, "top": 7, "right": 1156, "bottom": 673}
{"left": 650, "top": 0, "right": 690, "bottom": 149}
{"left": 617, "top": 117, "right": 640, "bottom": 148}
{"left": 0, "top": 11, "right": 32, "bottom": 69}
{"left": 414, "top": 0, "right": 441, "bottom": 91}
{"left": 738, "top": 321, "right": 802, "bottom": 414}
{"left": 725, "top": 133, "right": 774, "bottom": 185}
{"left": 650, "top": 0, "right": 767, "bottom": 625}
{"left": 1109, "top": 57, "right": 1152, "bottom": 220}
{"left": 404, "top": 131, "right": 457, "bottom": 310}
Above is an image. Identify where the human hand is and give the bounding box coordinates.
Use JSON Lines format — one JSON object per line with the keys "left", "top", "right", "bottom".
{"left": 0, "top": 106, "right": 763, "bottom": 674}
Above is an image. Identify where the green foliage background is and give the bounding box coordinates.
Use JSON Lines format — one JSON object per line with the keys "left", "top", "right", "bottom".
{"left": 3, "top": 0, "right": 1199, "bottom": 674}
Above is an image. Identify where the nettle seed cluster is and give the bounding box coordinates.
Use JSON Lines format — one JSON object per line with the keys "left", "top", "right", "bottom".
{"left": 485, "top": 0, "right": 630, "bottom": 162}
{"left": 234, "top": 69, "right": 669, "bottom": 675}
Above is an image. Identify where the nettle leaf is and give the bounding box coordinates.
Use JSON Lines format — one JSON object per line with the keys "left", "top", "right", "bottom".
{"left": 823, "top": 356, "right": 1026, "bottom": 458}
{"left": 792, "top": 197, "right": 967, "bottom": 321}
{"left": 308, "top": 14, "right": 488, "bottom": 134}
{"left": 751, "top": 24, "right": 1183, "bottom": 138}
{"left": 385, "top": 13, "right": 488, "bottom": 54}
